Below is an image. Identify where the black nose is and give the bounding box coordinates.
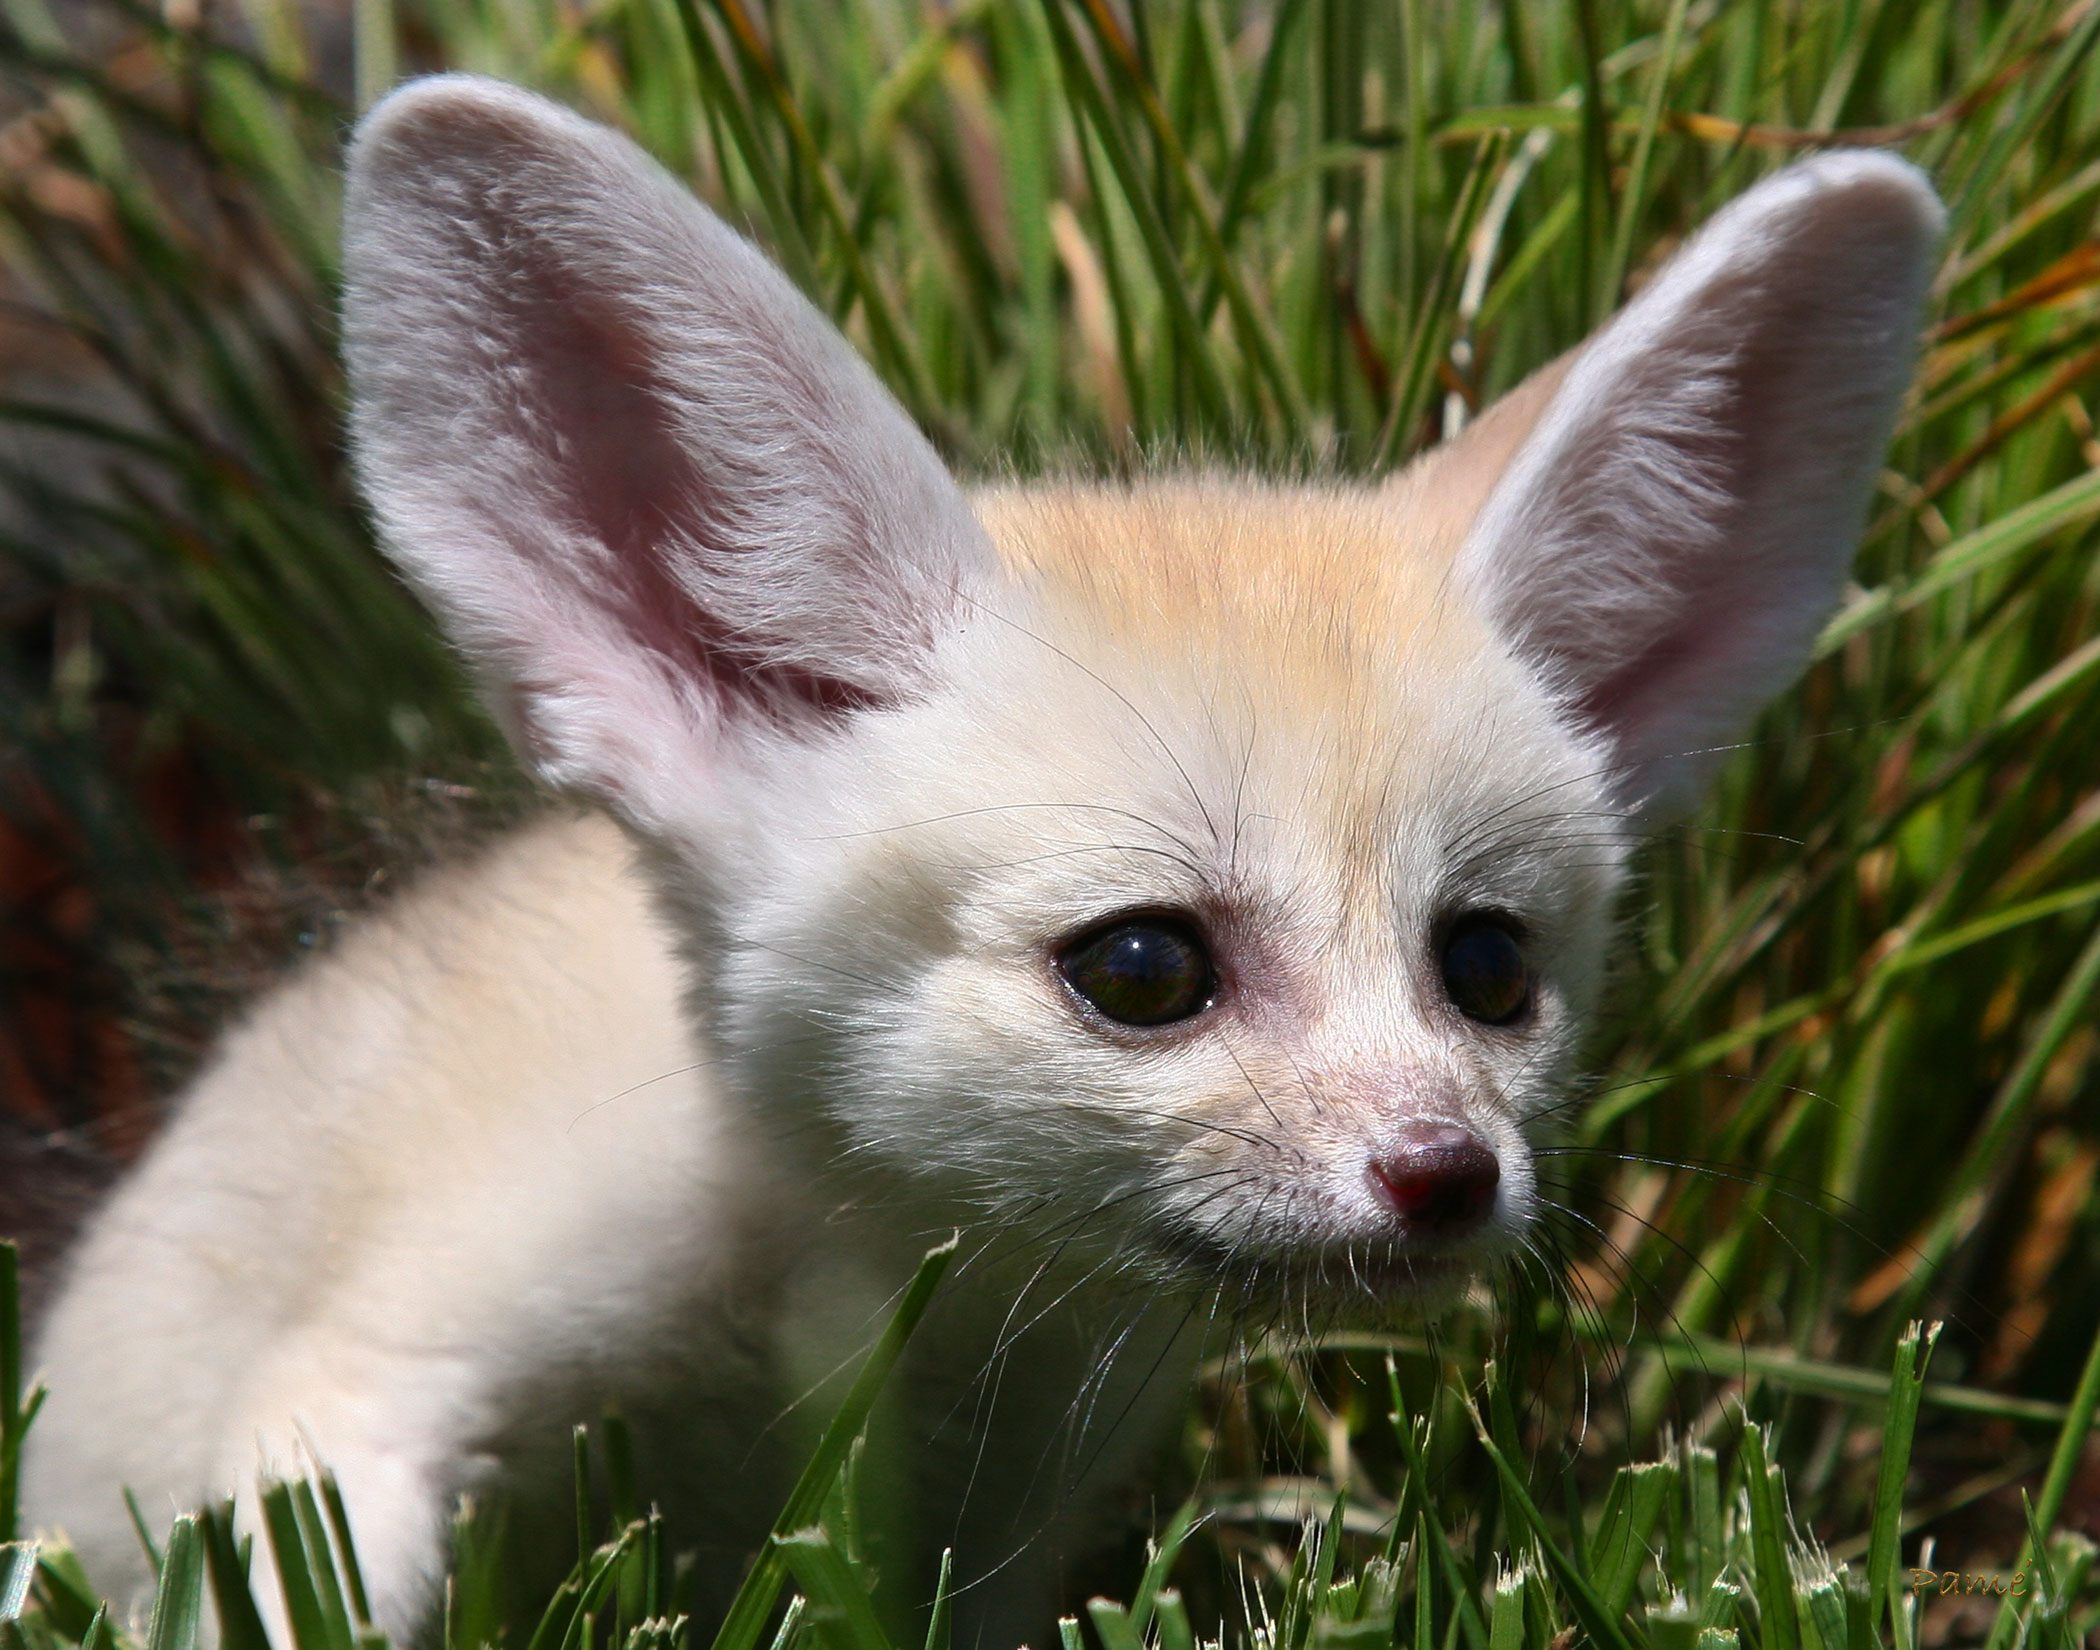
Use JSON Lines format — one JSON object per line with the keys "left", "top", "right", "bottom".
{"left": 1369, "top": 1122, "right": 1500, "bottom": 1231}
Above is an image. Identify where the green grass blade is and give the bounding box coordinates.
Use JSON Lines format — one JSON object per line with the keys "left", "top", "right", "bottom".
{"left": 1601, "top": 0, "right": 1691, "bottom": 306}
{"left": 1039, "top": 0, "right": 1233, "bottom": 432}
{"left": 0, "top": 1244, "right": 27, "bottom": 1545}
{"left": 1740, "top": 1425, "right": 1800, "bottom": 1650}
{"left": 258, "top": 1481, "right": 334, "bottom": 1650}
{"left": 1485, "top": 1569, "right": 1525, "bottom": 1650}
{"left": 920, "top": 1550, "right": 951, "bottom": 1650}
{"left": 0, "top": 1545, "right": 35, "bottom": 1624}
{"left": 1386, "top": 1362, "right": 1486, "bottom": 1650}
{"left": 665, "top": 0, "right": 820, "bottom": 294}
{"left": 776, "top": 1528, "right": 891, "bottom": 1650}
{"left": 1866, "top": 1322, "right": 1940, "bottom": 1648}
{"left": 707, "top": 1236, "right": 955, "bottom": 1650}
{"left": 1084, "top": 1597, "right": 1143, "bottom": 1650}
{"left": 144, "top": 1518, "right": 206, "bottom": 1650}
{"left": 1462, "top": 1394, "right": 1634, "bottom": 1650}
{"left": 200, "top": 1502, "right": 271, "bottom": 1650}
{"left": 1986, "top": 1319, "right": 2100, "bottom": 1650}
{"left": 1820, "top": 466, "right": 2100, "bottom": 652}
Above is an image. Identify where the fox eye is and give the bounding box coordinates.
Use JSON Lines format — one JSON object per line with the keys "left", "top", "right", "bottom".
{"left": 1057, "top": 916, "right": 1216, "bottom": 1028}
{"left": 1440, "top": 915, "right": 1530, "bottom": 1025}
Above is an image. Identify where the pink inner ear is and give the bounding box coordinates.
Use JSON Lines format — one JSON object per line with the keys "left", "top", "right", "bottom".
{"left": 499, "top": 261, "right": 885, "bottom": 731}
{"left": 347, "top": 78, "right": 998, "bottom": 832}
{"left": 1454, "top": 152, "right": 1938, "bottom": 819}
{"left": 1569, "top": 409, "right": 1751, "bottom": 761}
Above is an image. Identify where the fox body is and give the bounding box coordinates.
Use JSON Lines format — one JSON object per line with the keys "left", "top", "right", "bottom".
{"left": 23, "top": 78, "right": 1941, "bottom": 1648}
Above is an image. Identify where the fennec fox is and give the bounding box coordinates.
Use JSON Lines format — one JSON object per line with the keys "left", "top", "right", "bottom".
{"left": 24, "top": 75, "right": 1941, "bottom": 1648}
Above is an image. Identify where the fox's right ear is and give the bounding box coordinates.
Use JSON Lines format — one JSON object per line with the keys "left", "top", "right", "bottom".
{"left": 342, "top": 77, "right": 992, "bottom": 839}
{"left": 1449, "top": 153, "right": 1940, "bottom": 819}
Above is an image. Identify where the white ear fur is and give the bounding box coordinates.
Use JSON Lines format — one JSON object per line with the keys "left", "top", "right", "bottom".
{"left": 342, "top": 76, "right": 992, "bottom": 837}
{"left": 1458, "top": 152, "right": 1942, "bottom": 818}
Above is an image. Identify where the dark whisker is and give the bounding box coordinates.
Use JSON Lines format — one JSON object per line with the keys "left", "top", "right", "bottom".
{"left": 955, "top": 592, "right": 1224, "bottom": 849}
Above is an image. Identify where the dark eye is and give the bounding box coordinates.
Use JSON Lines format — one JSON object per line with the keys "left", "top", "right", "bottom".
{"left": 1440, "top": 915, "right": 1530, "bottom": 1025}
{"left": 1057, "top": 916, "right": 1216, "bottom": 1028}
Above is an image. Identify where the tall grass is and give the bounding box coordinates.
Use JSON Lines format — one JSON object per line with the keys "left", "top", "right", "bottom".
{"left": 1, "top": 0, "right": 2098, "bottom": 1645}
{"left": 1, "top": 1249, "right": 2095, "bottom": 1648}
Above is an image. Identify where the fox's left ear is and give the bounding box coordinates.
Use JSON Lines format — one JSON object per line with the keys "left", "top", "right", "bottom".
{"left": 1457, "top": 153, "right": 1942, "bottom": 817}
{"left": 341, "top": 78, "right": 993, "bottom": 844}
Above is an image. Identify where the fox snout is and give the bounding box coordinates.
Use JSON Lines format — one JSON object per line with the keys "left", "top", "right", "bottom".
{"left": 1367, "top": 1120, "right": 1502, "bottom": 1235}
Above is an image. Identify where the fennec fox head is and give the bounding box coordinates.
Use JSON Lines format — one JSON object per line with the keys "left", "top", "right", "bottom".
{"left": 343, "top": 78, "right": 1938, "bottom": 1313}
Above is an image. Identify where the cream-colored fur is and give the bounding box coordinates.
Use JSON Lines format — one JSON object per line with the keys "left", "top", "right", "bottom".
{"left": 23, "top": 77, "right": 1942, "bottom": 1650}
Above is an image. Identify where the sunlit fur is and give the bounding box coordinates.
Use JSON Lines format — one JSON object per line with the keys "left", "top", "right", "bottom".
{"left": 24, "top": 76, "right": 1939, "bottom": 1650}
{"left": 702, "top": 477, "right": 1621, "bottom": 1295}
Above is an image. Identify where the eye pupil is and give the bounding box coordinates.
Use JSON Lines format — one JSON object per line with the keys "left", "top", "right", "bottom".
{"left": 1058, "top": 918, "right": 1215, "bottom": 1028}
{"left": 1440, "top": 917, "right": 1530, "bottom": 1025}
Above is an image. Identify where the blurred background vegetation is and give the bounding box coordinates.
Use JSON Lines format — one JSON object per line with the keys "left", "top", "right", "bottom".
{"left": 1, "top": 0, "right": 2098, "bottom": 1644}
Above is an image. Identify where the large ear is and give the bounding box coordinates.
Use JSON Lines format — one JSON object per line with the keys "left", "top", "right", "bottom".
{"left": 1456, "top": 153, "right": 1942, "bottom": 818}
{"left": 342, "top": 76, "right": 992, "bottom": 838}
